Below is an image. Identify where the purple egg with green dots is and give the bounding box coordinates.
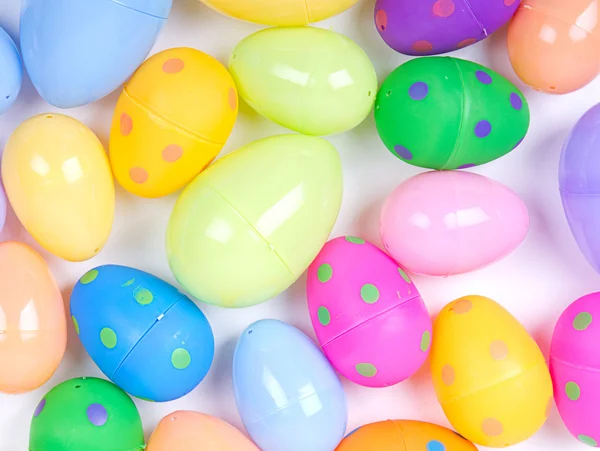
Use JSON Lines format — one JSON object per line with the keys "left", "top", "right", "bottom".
{"left": 70, "top": 265, "right": 215, "bottom": 402}
{"left": 375, "top": 57, "right": 530, "bottom": 170}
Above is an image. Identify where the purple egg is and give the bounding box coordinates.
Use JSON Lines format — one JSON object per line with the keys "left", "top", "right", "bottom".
{"left": 375, "top": 0, "right": 521, "bottom": 55}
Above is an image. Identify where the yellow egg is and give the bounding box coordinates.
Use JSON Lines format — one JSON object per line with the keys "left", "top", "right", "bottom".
{"left": 200, "top": 0, "right": 358, "bottom": 26}
{"left": 3, "top": 114, "right": 114, "bottom": 261}
{"left": 430, "top": 295, "right": 552, "bottom": 448}
{"left": 109, "top": 47, "right": 238, "bottom": 198}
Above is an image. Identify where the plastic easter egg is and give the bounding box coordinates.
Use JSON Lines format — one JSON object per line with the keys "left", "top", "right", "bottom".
{"left": 199, "top": 0, "right": 357, "bottom": 26}
{"left": 71, "top": 265, "right": 214, "bottom": 402}
{"left": 307, "top": 236, "right": 431, "bottom": 387}
{"left": 234, "top": 319, "right": 347, "bottom": 451}
{"left": 167, "top": 134, "right": 343, "bottom": 308}
{"left": 0, "top": 242, "right": 66, "bottom": 394}
{"left": 147, "top": 411, "right": 260, "bottom": 451}
{"left": 431, "top": 295, "right": 552, "bottom": 447}
{"left": 0, "top": 27, "right": 22, "bottom": 114}
{"left": 559, "top": 104, "right": 600, "bottom": 274}
{"left": 2, "top": 114, "right": 115, "bottom": 262}
{"left": 508, "top": 0, "right": 600, "bottom": 94}
{"left": 375, "top": 57, "right": 530, "bottom": 170}
{"left": 29, "top": 377, "right": 145, "bottom": 451}
{"left": 0, "top": 182, "right": 7, "bottom": 234}
{"left": 20, "top": 0, "right": 172, "bottom": 108}
{"left": 550, "top": 292, "right": 600, "bottom": 448}
{"left": 375, "top": 0, "right": 520, "bottom": 55}
{"left": 336, "top": 420, "right": 478, "bottom": 450}
{"left": 230, "top": 27, "right": 377, "bottom": 136}
{"left": 380, "top": 171, "right": 529, "bottom": 276}
{"left": 110, "top": 47, "right": 238, "bottom": 198}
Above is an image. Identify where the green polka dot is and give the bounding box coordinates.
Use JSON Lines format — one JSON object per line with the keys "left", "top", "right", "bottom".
{"left": 318, "top": 306, "right": 331, "bottom": 326}
{"left": 171, "top": 348, "right": 191, "bottom": 369}
{"left": 574, "top": 312, "right": 593, "bottom": 331}
{"left": 133, "top": 287, "right": 154, "bottom": 305}
{"left": 317, "top": 264, "right": 333, "bottom": 283}
{"left": 121, "top": 279, "right": 135, "bottom": 287}
{"left": 72, "top": 316, "right": 79, "bottom": 335}
{"left": 345, "top": 236, "right": 365, "bottom": 244}
{"left": 80, "top": 270, "right": 98, "bottom": 285}
{"left": 566, "top": 381, "right": 581, "bottom": 401}
{"left": 356, "top": 363, "right": 377, "bottom": 377}
{"left": 578, "top": 435, "right": 598, "bottom": 447}
{"left": 421, "top": 330, "right": 431, "bottom": 352}
{"left": 360, "top": 284, "right": 379, "bottom": 304}
{"left": 398, "top": 267, "right": 412, "bottom": 284}
{"left": 100, "top": 328, "right": 117, "bottom": 349}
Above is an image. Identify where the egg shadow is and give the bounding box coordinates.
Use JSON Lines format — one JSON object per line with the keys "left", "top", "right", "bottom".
{"left": 205, "top": 336, "right": 238, "bottom": 422}
{"left": 60, "top": 284, "right": 88, "bottom": 365}
{"left": 353, "top": 193, "right": 387, "bottom": 247}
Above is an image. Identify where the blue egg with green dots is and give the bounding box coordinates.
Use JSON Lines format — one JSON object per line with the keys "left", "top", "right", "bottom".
{"left": 70, "top": 265, "right": 215, "bottom": 402}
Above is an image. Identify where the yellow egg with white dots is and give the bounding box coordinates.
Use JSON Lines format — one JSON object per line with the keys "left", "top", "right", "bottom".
{"left": 109, "top": 47, "right": 238, "bottom": 198}
{"left": 430, "top": 295, "right": 552, "bottom": 448}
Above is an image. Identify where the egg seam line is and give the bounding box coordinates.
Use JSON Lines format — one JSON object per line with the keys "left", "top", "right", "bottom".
{"left": 551, "top": 355, "right": 600, "bottom": 373}
{"left": 320, "top": 294, "right": 421, "bottom": 348}
{"left": 442, "top": 58, "right": 466, "bottom": 171}
{"left": 461, "top": 0, "right": 488, "bottom": 36}
{"left": 107, "top": 0, "right": 170, "bottom": 20}
{"left": 122, "top": 88, "right": 226, "bottom": 147}
{"left": 558, "top": 189, "right": 600, "bottom": 196}
{"left": 204, "top": 181, "right": 295, "bottom": 276}
{"left": 392, "top": 420, "right": 409, "bottom": 450}
{"left": 303, "top": 0, "right": 312, "bottom": 23}
{"left": 522, "top": 4, "right": 596, "bottom": 38}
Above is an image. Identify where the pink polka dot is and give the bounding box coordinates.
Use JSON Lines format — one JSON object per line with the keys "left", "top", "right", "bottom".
{"left": 163, "top": 59, "right": 185, "bottom": 74}
{"left": 457, "top": 38, "right": 477, "bottom": 49}
{"left": 433, "top": 0, "right": 455, "bottom": 17}
{"left": 130, "top": 167, "right": 148, "bottom": 184}
{"left": 228, "top": 87, "right": 237, "bottom": 110}
{"left": 412, "top": 40, "right": 433, "bottom": 53}
{"left": 504, "top": 0, "right": 517, "bottom": 6}
{"left": 162, "top": 145, "right": 183, "bottom": 163}
{"left": 120, "top": 113, "right": 133, "bottom": 136}
{"left": 376, "top": 9, "right": 388, "bottom": 32}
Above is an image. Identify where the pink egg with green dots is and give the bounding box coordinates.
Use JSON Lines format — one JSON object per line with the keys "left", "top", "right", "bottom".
{"left": 306, "top": 236, "right": 432, "bottom": 387}
{"left": 550, "top": 292, "right": 600, "bottom": 448}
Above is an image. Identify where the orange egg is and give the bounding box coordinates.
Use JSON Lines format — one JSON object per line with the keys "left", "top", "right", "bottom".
{"left": 0, "top": 242, "right": 66, "bottom": 394}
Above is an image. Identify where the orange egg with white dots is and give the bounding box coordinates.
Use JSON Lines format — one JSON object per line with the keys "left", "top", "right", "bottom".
{"left": 430, "top": 295, "right": 553, "bottom": 448}
{"left": 109, "top": 47, "right": 238, "bottom": 198}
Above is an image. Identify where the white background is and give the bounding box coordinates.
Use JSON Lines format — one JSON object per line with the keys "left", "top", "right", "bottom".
{"left": 0, "top": 0, "right": 598, "bottom": 450}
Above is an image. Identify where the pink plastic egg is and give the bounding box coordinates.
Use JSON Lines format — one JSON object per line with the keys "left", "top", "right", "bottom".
{"left": 550, "top": 293, "right": 600, "bottom": 448}
{"left": 306, "top": 236, "right": 432, "bottom": 387}
{"left": 380, "top": 171, "right": 529, "bottom": 276}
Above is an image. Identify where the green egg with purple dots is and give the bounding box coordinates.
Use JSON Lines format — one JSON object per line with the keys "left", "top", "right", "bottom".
{"left": 29, "top": 377, "right": 144, "bottom": 451}
{"left": 375, "top": 57, "right": 530, "bottom": 170}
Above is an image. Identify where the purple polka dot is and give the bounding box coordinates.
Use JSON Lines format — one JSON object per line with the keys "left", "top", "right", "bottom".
{"left": 475, "top": 120, "right": 492, "bottom": 138}
{"left": 394, "top": 145, "right": 413, "bottom": 160}
{"left": 33, "top": 399, "right": 46, "bottom": 417}
{"left": 512, "top": 137, "right": 524, "bottom": 150}
{"left": 510, "top": 92, "right": 523, "bottom": 110}
{"left": 458, "top": 163, "right": 476, "bottom": 169}
{"left": 87, "top": 404, "right": 108, "bottom": 427}
{"left": 476, "top": 71, "right": 492, "bottom": 84}
{"left": 408, "top": 82, "right": 428, "bottom": 100}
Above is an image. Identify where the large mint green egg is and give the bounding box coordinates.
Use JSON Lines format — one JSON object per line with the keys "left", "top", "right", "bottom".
{"left": 229, "top": 26, "right": 377, "bottom": 136}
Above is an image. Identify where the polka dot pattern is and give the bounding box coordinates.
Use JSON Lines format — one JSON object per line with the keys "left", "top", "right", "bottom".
{"left": 318, "top": 264, "right": 333, "bottom": 283}
{"left": 409, "top": 82, "right": 428, "bottom": 100}
{"left": 421, "top": 330, "right": 431, "bottom": 352}
{"left": 504, "top": 0, "right": 517, "bottom": 5}
{"left": 171, "top": 348, "right": 191, "bottom": 369}
{"left": 33, "top": 399, "right": 46, "bottom": 417}
{"left": 482, "top": 418, "right": 503, "bottom": 436}
{"left": 130, "top": 167, "right": 149, "bottom": 184}
{"left": 458, "top": 163, "right": 476, "bottom": 169}
{"left": 510, "top": 92, "right": 523, "bottom": 110}
{"left": 427, "top": 440, "right": 446, "bottom": 451}
{"left": 451, "top": 299, "right": 472, "bottom": 314}
{"left": 475, "top": 120, "right": 492, "bottom": 138}
{"left": 228, "top": 87, "right": 237, "bottom": 110}
{"left": 476, "top": 71, "right": 492, "bottom": 84}
{"left": 432, "top": 0, "right": 455, "bottom": 17}
{"left": 398, "top": 267, "right": 412, "bottom": 283}
{"left": 163, "top": 58, "right": 185, "bottom": 74}
{"left": 80, "top": 270, "right": 98, "bottom": 285}
{"left": 489, "top": 340, "right": 508, "bottom": 360}
{"left": 120, "top": 113, "right": 133, "bottom": 136}
{"left": 375, "top": 10, "right": 388, "bottom": 32}
{"left": 394, "top": 145, "right": 413, "bottom": 160}
{"left": 162, "top": 144, "right": 183, "bottom": 163}
{"left": 318, "top": 306, "right": 331, "bottom": 326}
{"left": 87, "top": 404, "right": 108, "bottom": 427}
{"left": 121, "top": 279, "right": 135, "bottom": 287}
{"left": 72, "top": 316, "right": 80, "bottom": 335}
{"left": 413, "top": 40, "right": 433, "bottom": 53}
{"left": 566, "top": 381, "right": 581, "bottom": 401}
{"left": 345, "top": 236, "right": 365, "bottom": 244}
{"left": 573, "top": 312, "right": 592, "bottom": 331}
{"left": 356, "top": 363, "right": 378, "bottom": 377}
{"left": 457, "top": 38, "right": 477, "bottom": 49}
{"left": 100, "top": 327, "right": 117, "bottom": 349}
{"left": 578, "top": 435, "right": 598, "bottom": 447}
{"left": 361, "top": 284, "right": 380, "bottom": 304}
{"left": 442, "top": 364, "right": 455, "bottom": 385}
{"left": 133, "top": 287, "right": 154, "bottom": 305}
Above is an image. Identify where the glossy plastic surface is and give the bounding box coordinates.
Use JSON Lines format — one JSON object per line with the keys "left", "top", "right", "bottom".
{"left": 167, "top": 134, "right": 343, "bottom": 308}
{"left": 71, "top": 265, "right": 215, "bottom": 402}
{"left": 2, "top": 114, "right": 115, "bottom": 262}
{"left": 550, "top": 293, "right": 600, "bottom": 448}
{"left": 20, "top": 0, "right": 172, "bottom": 108}
{"left": 375, "top": 0, "right": 520, "bottom": 55}
{"left": 29, "top": 377, "right": 144, "bottom": 451}
{"left": 0, "top": 27, "right": 22, "bottom": 115}
{"left": 229, "top": 27, "right": 377, "bottom": 136}
{"left": 508, "top": 0, "right": 600, "bottom": 94}
{"left": 559, "top": 103, "right": 600, "bottom": 274}
{"left": 307, "top": 236, "right": 431, "bottom": 387}
{"left": 375, "top": 57, "right": 529, "bottom": 170}
{"left": 0, "top": 242, "right": 66, "bottom": 394}
{"left": 233, "top": 319, "right": 348, "bottom": 451}
{"left": 110, "top": 47, "right": 238, "bottom": 198}
{"left": 431, "top": 296, "right": 552, "bottom": 447}
{"left": 380, "top": 171, "right": 529, "bottom": 276}
{"left": 147, "top": 411, "right": 260, "bottom": 450}
{"left": 199, "top": 0, "right": 358, "bottom": 26}
{"left": 336, "top": 420, "right": 478, "bottom": 450}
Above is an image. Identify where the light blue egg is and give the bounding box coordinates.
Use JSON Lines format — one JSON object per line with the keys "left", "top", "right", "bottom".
{"left": 20, "top": 0, "right": 172, "bottom": 108}
{"left": 0, "top": 27, "right": 22, "bottom": 115}
{"left": 233, "top": 319, "right": 348, "bottom": 451}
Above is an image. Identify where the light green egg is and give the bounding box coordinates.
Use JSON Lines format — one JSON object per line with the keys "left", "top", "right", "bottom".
{"left": 229, "top": 26, "right": 378, "bottom": 136}
{"left": 166, "top": 134, "right": 343, "bottom": 308}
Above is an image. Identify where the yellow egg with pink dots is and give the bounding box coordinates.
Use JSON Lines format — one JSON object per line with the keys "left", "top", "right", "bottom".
{"left": 109, "top": 47, "right": 238, "bottom": 198}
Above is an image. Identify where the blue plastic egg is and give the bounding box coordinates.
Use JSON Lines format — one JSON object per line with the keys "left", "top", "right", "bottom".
{"left": 0, "top": 27, "right": 22, "bottom": 115}
{"left": 70, "top": 265, "right": 214, "bottom": 402}
{"left": 20, "top": 0, "right": 172, "bottom": 108}
{"left": 233, "top": 319, "right": 348, "bottom": 451}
